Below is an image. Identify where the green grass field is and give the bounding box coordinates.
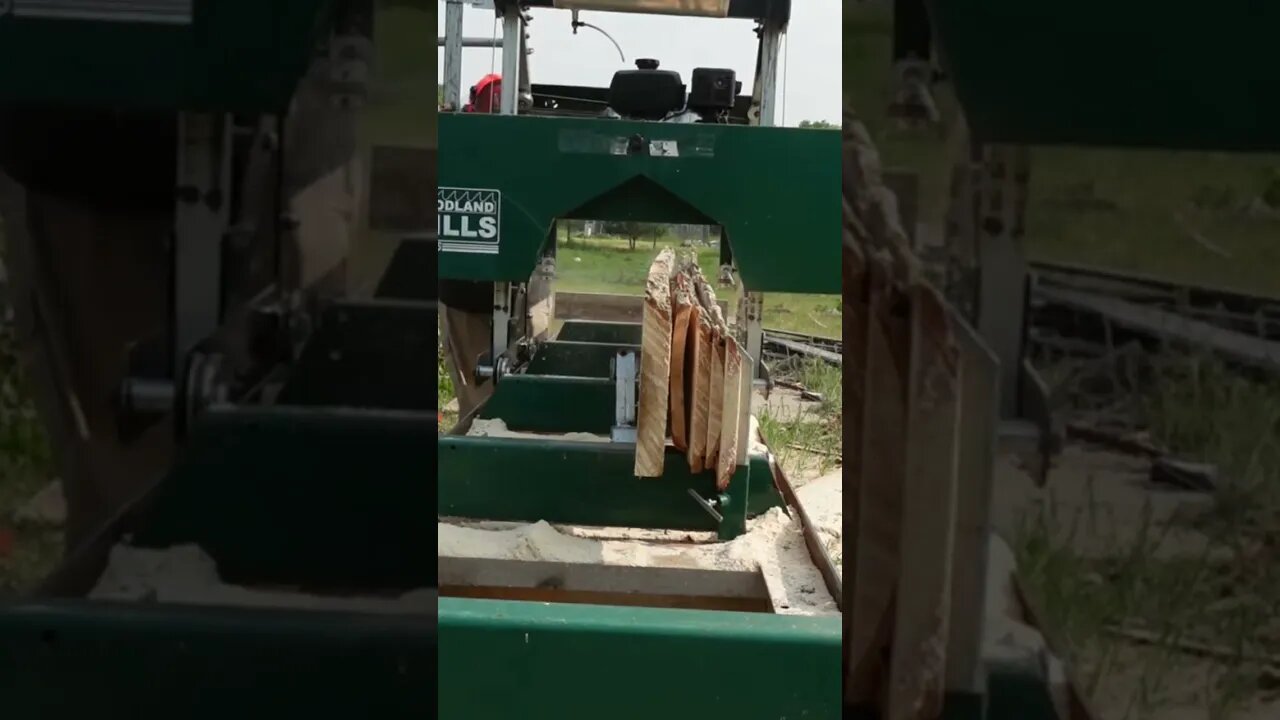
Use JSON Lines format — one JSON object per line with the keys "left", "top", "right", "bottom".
{"left": 556, "top": 234, "right": 842, "bottom": 338}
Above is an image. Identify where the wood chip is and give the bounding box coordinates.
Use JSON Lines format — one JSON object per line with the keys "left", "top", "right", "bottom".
{"left": 635, "top": 248, "right": 675, "bottom": 477}
{"left": 717, "top": 335, "right": 744, "bottom": 491}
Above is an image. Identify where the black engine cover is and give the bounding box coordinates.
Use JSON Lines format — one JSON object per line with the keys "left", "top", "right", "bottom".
{"left": 607, "top": 59, "right": 685, "bottom": 121}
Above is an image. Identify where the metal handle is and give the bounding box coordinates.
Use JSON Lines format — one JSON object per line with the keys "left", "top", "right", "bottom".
{"left": 687, "top": 489, "right": 723, "bottom": 523}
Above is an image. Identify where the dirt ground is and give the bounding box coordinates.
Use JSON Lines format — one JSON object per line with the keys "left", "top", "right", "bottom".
{"left": 993, "top": 443, "right": 1280, "bottom": 720}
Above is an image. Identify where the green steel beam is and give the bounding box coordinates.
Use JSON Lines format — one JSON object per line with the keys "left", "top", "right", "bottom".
{"left": 478, "top": 375, "right": 615, "bottom": 433}
{"left": 134, "top": 406, "right": 435, "bottom": 590}
{"left": 0, "top": 600, "right": 435, "bottom": 717}
{"left": 438, "top": 436, "right": 783, "bottom": 537}
{"left": 438, "top": 596, "right": 840, "bottom": 719}
{"left": 524, "top": 341, "right": 635, "bottom": 378}
{"left": 439, "top": 113, "right": 839, "bottom": 293}
{"left": 555, "top": 320, "right": 643, "bottom": 345}
{"left": 931, "top": 1, "right": 1280, "bottom": 152}
{"left": 0, "top": 0, "right": 335, "bottom": 111}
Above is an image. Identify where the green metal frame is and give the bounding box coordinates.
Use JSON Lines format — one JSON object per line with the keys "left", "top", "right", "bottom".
{"left": 0, "top": 0, "right": 336, "bottom": 111}
{"left": 523, "top": 340, "right": 632, "bottom": 377}
{"left": 0, "top": 600, "right": 435, "bottom": 717}
{"left": 438, "top": 113, "right": 840, "bottom": 293}
{"left": 438, "top": 597, "right": 841, "bottom": 719}
{"left": 930, "top": 1, "right": 1280, "bottom": 151}
{"left": 136, "top": 405, "right": 435, "bottom": 589}
{"left": 439, "top": 437, "right": 783, "bottom": 539}
{"left": 555, "top": 319, "right": 642, "bottom": 345}
{"left": 449, "top": 325, "right": 786, "bottom": 538}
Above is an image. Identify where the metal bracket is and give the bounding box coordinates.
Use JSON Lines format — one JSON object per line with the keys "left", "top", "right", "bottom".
{"left": 686, "top": 488, "right": 724, "bottom": 523}
{"left": 610, "top": 349, "right": 637, "bottom": 443}
{"left": 174, "top": 112, "right": 233, "bottom": 372}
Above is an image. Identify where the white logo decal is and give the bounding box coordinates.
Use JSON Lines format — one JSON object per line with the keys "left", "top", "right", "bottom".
{"left": 438, "top": 187, "right": 500, "bottom": 255}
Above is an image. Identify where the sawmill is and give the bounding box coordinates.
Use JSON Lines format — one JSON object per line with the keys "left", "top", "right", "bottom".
{"left": 434, "top": 0, "right": 845, "bottom": 717}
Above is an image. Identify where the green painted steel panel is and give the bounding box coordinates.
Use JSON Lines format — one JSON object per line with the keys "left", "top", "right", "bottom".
{"left": 0, "top": 600, "right": 435, "bottom": 717}
{"left": 439, "top": 113, "right": 840, "bottom": 293}
{"left": 0, "top": 0, "right": 335, "bottom": 111}
{"left": 555, "top": 319, "right": 643, "bottom": 345}
{"left": 931, "top": 2, "right": 1280, "bottom": 151}
{"left": 134, "top": 406, "right": 435, "bottom": 590}
{"left": 478, "top": 375, "right": 616, "bottom": 432}
{"left": 438, "top": 436, "right": 783, "bottom": 533}
{"left": 438, "top": 597, "right": 840, "bottom": 719}
{"left": 525, "top": 341, "right": 636, "bottom": 377}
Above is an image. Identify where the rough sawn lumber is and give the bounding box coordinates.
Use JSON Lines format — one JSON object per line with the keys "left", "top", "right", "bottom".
{"left": 635, "top": 248, "right": 675, "bottom": 477}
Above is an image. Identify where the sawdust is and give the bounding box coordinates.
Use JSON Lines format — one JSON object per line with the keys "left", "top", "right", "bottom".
{"left": 466, "top": 418, "right": 609, "bottom": 443}
{"left": 449, "top": 414, "right": 839, "bottom": 615}
{"left": 438, "top": 506, "right": 838, "bottom": 616}
{"left": 90, "top": 544, "right": 433, "bottom": 613}
{"left": 795, "top": 470, "right": 842, "bottom": 580}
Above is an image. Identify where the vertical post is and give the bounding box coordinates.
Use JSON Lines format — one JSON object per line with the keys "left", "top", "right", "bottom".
{"left": 975, "top": 144, "right": 1031, "bottom": 418}
{"left": 443, "top": 0, "right": 465, "bottom": 109}
{"left": 945, "top": 311, "right": 1000, "bottom": 699}
{"left": 500, "top": 7, "right": 522, "bottom": 115}
{"left": 493, "top": 281, "right": 511, "bottom": 363}
{"left": 756, "top": 21, "right": 784, "bottom": 127}
{"left": 174, "top": 112, "right": 231, "bottom": 369}
{"left": 887, "top": 285, "right": 962, "bottom": 720}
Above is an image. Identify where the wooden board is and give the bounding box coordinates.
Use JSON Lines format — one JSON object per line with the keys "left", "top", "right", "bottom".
{"left": 686, "top": 308, "right": 711, "bottom": 472}
{"left": 887, "top": 285, "right": 962, "bottom": 720}
{"left": 716, "top": 335, "right": 743, "bottom": 491}
{"left": 847, "top": 259, "right": 909, "bottom": 705}
{"left": 705, "top": 332, "right": 725, "bottom": 472}
{"left": 634, "top": 248, "right": 675, "bottom": 477}
{"left": 669, "top": 274, "right": 695, "bottom": 451}
{"left": 945, "top": 309, "right": 1000, "bottom": 696}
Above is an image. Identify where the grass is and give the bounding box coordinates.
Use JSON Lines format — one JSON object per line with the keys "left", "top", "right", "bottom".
{"left": 757, "top": 357, "right": 843, "bottom": 479}
{"left": 0, "top": 224, "right": 61, "bottom": 593}
{"left": 1014, "top": 354, "right": 1280, "bottom": 718}
{"left": 556, "top": 233, "right": 842, "bottom": 338}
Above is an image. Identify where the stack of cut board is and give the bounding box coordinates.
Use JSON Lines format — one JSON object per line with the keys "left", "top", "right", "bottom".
{"left": 634, "top": 248, "right": 746, "bottom": 491}
{"left": 842, "top": 109, "right": 1099, "bottom": 720}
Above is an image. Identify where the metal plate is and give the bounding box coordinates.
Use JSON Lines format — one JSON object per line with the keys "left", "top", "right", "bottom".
{"left": 439, "top": 597, "right": 840, "bottom": 718}
{"left": 7, "top": 0, "right": 192, "bottom": 24}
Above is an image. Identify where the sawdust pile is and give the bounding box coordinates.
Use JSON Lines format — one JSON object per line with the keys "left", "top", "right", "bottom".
{"left": 90, "top": 544, "right": 433, "bottom": 613}
{"left": 466, "top": 418, "right": 609, "bottom": 443}
{"left": 795, "top": 471, "right": 842, "bottom": 580}
{"left": 439, "top": 505, "right": 838, "bottom": 616}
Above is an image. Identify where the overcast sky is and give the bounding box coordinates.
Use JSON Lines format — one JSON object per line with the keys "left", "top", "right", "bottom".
{"left": 437, "top": 1, "right": 841, "bottom": 126}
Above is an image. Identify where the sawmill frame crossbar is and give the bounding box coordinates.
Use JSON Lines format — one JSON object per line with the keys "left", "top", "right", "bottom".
{"left": 0, "top": 601, "right": 435, "bottom": 715}
{"left": 439, "top": 435, "right": 767, "bottom": 539}
{"left": 438, "top": 114, "right": 840, "bottom": 293}
{"left": 438, "top": 596, "right": 840, "bottom": 718}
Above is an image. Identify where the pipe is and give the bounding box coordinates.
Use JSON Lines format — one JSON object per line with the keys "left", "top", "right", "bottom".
{"left": 437, "top": 37, "right": 504, "bottom": 48}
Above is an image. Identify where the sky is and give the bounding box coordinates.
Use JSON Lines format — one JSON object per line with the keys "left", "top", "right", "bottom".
{"left": 437, "top": 1, "right": 841, "bottom": 126}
